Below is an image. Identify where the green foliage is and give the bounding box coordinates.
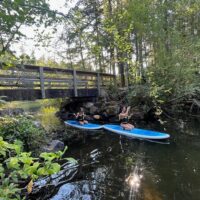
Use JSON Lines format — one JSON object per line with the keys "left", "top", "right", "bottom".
{"left": 0, "top": 0, "right": 60, "bottom": 71}
{"left": 0, "top": 51, "right": 18, "bottom": 68}
{"left": 40, "top": 99, "right": 63, "bottom": 108}
{"left": 106, "top": 83, "right": 120, "bottom": 100}
{"left": 1, "top": 0, "right": 199, "bottom": 111}
{"left": 38, "top": 106, "right": 61, "bottom": 133}
{"left": 0, "top": 116, "right": 46, "bottom": 152}
{"left": 122, "top": 0, "right": 200, "bottom": 106}
{"left": 0, "top": 137, "right": 72, "bottom": 200}
{"left": 3, "top": 99, "right": 62, "bottom": 112}
{"left": 0, "top": 0, "right": 56, "bottom": 53}
{"left": 127, "top": 84, "right": 150, "bottom": 103}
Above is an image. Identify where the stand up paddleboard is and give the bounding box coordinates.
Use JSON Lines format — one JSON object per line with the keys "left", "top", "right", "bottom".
{"left": 65, "top": 120, "right": 103, "bottom": 130}
{"left": 103, "top": 124, "right": 170, "bottom": 140}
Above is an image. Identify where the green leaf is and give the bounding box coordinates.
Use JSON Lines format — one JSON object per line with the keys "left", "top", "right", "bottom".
{"left": 40, "top": 152, "right": 58, "bottom": 161}
{"left": 19, "top": 156, "right": 33, "bottom": 165}
{"left": 65, "top": 157, "right": 78, "bottom": 164}
{"left": 7, "top": 157, "right": 20, "bottom": 169}
{"left": 0, "top": 164, "right": 4, "bottom": 175}
{"left": 48, "top": 163, "right": 61, "bottom": 174}
{"left": 55, "top": 146, "right": 68, "bottom": 158}
{"left": 24, "top": 162, "right": 40, "bottom": 177}
{"left": 37, "top": 167, "right": 48, "bottom": 176}
{"left": 13, "top": 140, "right": 23, "bottom": 155}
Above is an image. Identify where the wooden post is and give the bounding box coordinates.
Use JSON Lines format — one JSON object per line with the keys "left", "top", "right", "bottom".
{"left": 39, "top": 67, "right": 45, "bottom": 99}
{"left": 73, "top": 69, "right": 78, "bottom": 97}
{"left": 97, "top": 72, "right": 101, "bottom": 96}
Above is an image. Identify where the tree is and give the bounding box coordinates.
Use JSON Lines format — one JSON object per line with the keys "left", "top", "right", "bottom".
{"left": 0, "top": 0, "right": 56, "bottom": 54}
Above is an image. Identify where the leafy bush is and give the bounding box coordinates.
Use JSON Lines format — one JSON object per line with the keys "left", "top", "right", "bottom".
{"left": 0, "top": 137, "right": 74, "bottom": 200}
{"left": 0, "top": 116, "right": 46, "bottom": 152}
{"left": 106, "top": 83, "right": 128, "bottom": 102}
{"left": 127, "top": 84, "right": 153, "bottom": 111}
{"left": 38, "top": 106, "right": 62, "bottom": 133}
{"left": 40, "top": 99, "right": 63, "bottom": 108}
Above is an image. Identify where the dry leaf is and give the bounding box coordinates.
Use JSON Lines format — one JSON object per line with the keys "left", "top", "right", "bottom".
{"left": 27, "top": 179, "right": 33, "bottom": 194}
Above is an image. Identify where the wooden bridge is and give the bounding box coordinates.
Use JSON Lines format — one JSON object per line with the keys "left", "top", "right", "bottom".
{"left": 0, "top": 65, "right": 115, "bottom": 101}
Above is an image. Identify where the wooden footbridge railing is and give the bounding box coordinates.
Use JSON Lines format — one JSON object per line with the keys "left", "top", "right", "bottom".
{"left": 0, "top": 65, "right": 115, "bottom": 100}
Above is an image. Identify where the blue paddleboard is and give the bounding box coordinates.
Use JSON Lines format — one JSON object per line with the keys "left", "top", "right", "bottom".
{"left": 65, "top": 120, "right": 103, "bottom": 130}
{"left": 103, "top": 124, "right": 170, "bottom": 140}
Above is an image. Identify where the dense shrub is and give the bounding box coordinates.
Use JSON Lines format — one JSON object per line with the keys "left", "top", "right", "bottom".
{"left": 38, "top": 106, "right": 62, "bottom": 133}
{"left": 0, "top": 116, "right": 46, "bottom": 152}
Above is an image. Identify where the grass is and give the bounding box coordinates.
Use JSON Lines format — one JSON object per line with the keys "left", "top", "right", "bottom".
{"left": 2, "top": 100, "right": 45, "bottom": 112}
{"left": 1, "top": 98, "right": 63, "bottom": 112}
{"left": 1, "top": 98, "right": 64, "bottom": 133}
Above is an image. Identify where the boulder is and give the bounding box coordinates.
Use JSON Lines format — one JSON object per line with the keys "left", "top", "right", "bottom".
{"left": 43, "top": 140, "right": 65, "bottom": 152}
{"left": 33, "top": 121, "right": 42, "bottom": 128}
{"left": 83, "top": 102, "right": 94, "bottom": 109}
{"left": 89, "top": 105, "right": 99, "bottom": 114}
{"left": 106, "top": 104, "right": 119, "bottom": 115}
{"left": 95, "top": 101, "right": 106, "bottom": 109}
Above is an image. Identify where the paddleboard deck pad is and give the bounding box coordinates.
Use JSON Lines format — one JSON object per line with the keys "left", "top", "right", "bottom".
{"left": 103, "top": 124, "right": 170, "bottom": 140}
{"left": 65, "top": 120, "right": 103, "bottom": 130}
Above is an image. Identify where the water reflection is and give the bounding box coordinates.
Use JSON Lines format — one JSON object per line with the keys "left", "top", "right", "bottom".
{"left": 50, "top": 181, "right": 94, "bottom": 200}
{"left": 31, "top": 117, "right": 200, "bottom": 200}
{"left": 126, "top": 161, "right": 144, "bottom": 200}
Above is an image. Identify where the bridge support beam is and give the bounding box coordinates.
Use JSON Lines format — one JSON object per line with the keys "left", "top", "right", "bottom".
{"left": 97, "top": 73, "right": 101, "bottom": 96}
{"left": 73, "top": 69, "right": 78, "bottom": 97}
{"left": 39, "top": 67, "right": 46, "bottom": 99}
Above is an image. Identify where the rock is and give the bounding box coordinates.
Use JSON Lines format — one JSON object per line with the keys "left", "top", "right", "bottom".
{"left": 0, "top": 108, "right": 24, "bottom": 116}
{"left": 131, "top": 110, "right": 145, "bottom": 120}
{"left": 103, "top": 102, "right": 119, "bottom": 115}
{"left": 95, "top": 101, "right": 105, "bottom": 109}
{"left": 105, "top": 101, "right": 117, "bottom": 106}
{"left": 25, "top": 114, "right": 34, "bottom": 119}
{"left": 106, "top": 105, "right": 119, "bottom": 115}
{"left": 99, "top": 88, "right": 108, "bottom": 98}
{"left": 89, "top": 105, "right": 98, "bottom": 114}
{"left": 33, "top": 121, "right": 42, "bottom": 128}
{"left": 83, "top": 102, "right": 94, "bottom": 109}
{"left": 43, "top": 140, "right": 65, "bottom": 152}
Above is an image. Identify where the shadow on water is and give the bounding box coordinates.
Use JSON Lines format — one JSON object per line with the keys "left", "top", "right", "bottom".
{"left": 30, "top": 117, "right": 200, "bottom": 200}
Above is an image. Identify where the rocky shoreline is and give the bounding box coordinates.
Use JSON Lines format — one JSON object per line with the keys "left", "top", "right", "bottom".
{"left": 57, "top": 97, "right": 147, "bottom": 124}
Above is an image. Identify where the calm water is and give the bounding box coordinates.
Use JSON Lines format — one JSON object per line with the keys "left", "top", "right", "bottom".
{"left": 32, "top": 117, "right": 200, "bottom": 200}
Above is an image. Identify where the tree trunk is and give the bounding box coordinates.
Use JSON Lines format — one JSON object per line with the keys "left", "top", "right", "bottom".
{"left": 78, "top": 33, "right": 85, "bottom": 69}
{"left": 107, "top": 0, "right": 116, "bottom": 76}
{"left": 93, "top": 0, "right": 102, "bottom": 72}
{"left": 138, "top": 36, "right": 144, "bottom": 79}
{"left": 117, "top": 50, "right": 125, "bottom": 87}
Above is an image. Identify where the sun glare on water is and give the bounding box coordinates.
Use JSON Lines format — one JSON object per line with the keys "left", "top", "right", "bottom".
{"left": 125, "top": 165, "right": 143, "bottom": 200}
{"left": 126, "top": 174, "right": 142, "bottom": 189}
